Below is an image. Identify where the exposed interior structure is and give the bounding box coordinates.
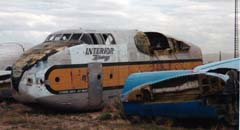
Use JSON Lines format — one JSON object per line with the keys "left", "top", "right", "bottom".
{"left": 126, "top": 73, "right": 228, "bottom": 103}
{"left": 134, "top": 32, "right": 190, "bottom": 55}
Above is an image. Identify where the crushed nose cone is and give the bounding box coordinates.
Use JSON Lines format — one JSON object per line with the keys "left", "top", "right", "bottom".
{"left": 11, "top": 41, "right": 78, "bottom": 92}
{"left": 11, "top": 67, "right": 23, "bottom": 92}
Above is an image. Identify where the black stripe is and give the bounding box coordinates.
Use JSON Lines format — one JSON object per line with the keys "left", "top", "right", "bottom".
{"left": 45, "top": 85, "right": 123, "bottom": 95}
{"left": 103, "top": 85, "right": 123, "bottom": 90}
{"left": 103, "top": 58, "right": 202, "bottom": 66}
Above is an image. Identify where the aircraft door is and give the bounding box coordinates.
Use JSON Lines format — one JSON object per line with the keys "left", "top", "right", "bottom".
{"left": 88, "top": 63, "right": 103, "bottom": 109}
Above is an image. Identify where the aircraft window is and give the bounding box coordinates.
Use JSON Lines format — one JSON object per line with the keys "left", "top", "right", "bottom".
{"left": 80, "top": 34, "right": 94, "bottom": 44}
{"left": 60, "top": 34, "right": 71, "bottom": 41}
{"left": 95, "top": 33, "right": 105, "bottom": 45}
{"left": 46, "top": 35, "right": 55, "bottom": 41}
{"left": 55, "top": 77, "right": 60, "bottom": 83}
{"left": 70, "top": 33, "right": 82, "bottom": 41}
{"left": 144, "top": 32, "right": 170, "bottom": 50}
{"left": 176, "top": 41, "right": 190, "bottom": 51}
{"left": 90, "top": 33, "right": 99, "bottom": 45}
{"left": 53, "top": 34, "right": 62, "bottom": 41}
{"left": 103, "top": 34, "right": 116, "bottom": 45}
{"left": 109, "top": 73, "right": 113, "bottom": 79}
{"left": 168, "top": 38, "right": 176, "bottom": 52}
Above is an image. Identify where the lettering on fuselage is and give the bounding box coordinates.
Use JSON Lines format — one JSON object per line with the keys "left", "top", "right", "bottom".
{"left": 85, "top": 48, "right": 114, "bottom": 61}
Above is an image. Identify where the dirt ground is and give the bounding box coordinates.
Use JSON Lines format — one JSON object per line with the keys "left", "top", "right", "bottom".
{"left": 0, "top": 84, "right": 237, "bottom": 130}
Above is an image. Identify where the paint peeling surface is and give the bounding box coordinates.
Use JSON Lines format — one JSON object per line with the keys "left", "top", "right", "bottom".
{"left": 11, "top": 29, "right": 203, "bottom": 111}
{"left": 121, "top": 58, "right": 239, "bottom": 125}
{"left": 11, "top": 41, "right": 79, "bottom": 90}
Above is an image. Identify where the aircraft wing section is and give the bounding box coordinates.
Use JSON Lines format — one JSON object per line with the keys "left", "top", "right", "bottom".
{"left": 122, "top": 70, "right": 192, "bottom": 95}
{"left": 0, "top": 70, "right": 11, "bottom": 83}
{"left": 122, "top": 71, "right": 229, "bottom": 102}
{"left": 194, "top": 57, "right": 240, "bottom": 72}
{"left": 121, "top": 58, "right": 239, "bottom": 124}
{"left": 121, "top": 71, "right": 232, "bottom": 119}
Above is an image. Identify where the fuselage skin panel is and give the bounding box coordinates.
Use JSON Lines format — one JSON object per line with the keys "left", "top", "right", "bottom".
{"left": 11, "top": 29, "right": 202, "bottom": 111}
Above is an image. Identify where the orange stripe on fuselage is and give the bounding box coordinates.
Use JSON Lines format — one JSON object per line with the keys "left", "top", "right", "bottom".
{"left": 47, "top": 61, "right": 202, "bottom": 92}
{"left": 48, "top": 68, "right": 88, "bottom": 91}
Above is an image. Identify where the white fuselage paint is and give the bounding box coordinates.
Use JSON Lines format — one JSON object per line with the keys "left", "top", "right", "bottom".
{"left": 12, "top": 29, "right": 202, "bottom": 110}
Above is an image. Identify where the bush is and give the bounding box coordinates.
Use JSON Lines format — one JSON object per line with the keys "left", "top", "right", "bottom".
{"left": 97, "top": 112, "right": 112, "bottom": 121}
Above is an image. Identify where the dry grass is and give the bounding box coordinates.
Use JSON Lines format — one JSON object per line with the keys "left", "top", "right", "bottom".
{"left": 0, "top": 83, "right": 10, "bottom": 89}
{"left": 0, "top": 101, "right": 171, "bottom": 130}
{"left": 0, "top": 84, "right": 236, "bottom": 130}
{"left": 0, "top": 100, "right": 236, "bottom": 130}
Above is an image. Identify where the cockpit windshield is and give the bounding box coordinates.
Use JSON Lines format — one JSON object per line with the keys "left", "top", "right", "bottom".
{"left": 45, "top": 33, "right": 82, "bottom": 42}
{"left": 53, "top": 34, "right": 62, "bottom": 41}
{"left": 61, "top": 34, "right": 71, "bottom": 41}
{"left": 46, "top": 35, "right": 55, "bottom": 41}
{"left": 70, "top": 33, "right": 82, "bottom": 41}
{"left": 44, "top": 32, "right": 116, "bottom": 45}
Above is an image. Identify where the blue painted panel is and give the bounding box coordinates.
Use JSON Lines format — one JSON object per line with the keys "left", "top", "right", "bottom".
{"left": 122, "top": 70, "right": 192, "bottom": 94}
{"left": 123, "top": 100, "right": 218, "bottom": 119}
{"left": 194, "top": 57, "right": 240, "bottom": 72}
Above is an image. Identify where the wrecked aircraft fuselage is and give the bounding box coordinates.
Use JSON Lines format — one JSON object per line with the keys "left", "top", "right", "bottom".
{"left": 121, "top": 58, "right": 239, "bottom": 125}
{"left": 11, "top": 29, "right": 203, "bottom": 111}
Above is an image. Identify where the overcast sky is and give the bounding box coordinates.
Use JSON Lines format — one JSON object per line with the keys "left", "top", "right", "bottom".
{"left": 0, "top": 0, "right": 238, "bottom": 55}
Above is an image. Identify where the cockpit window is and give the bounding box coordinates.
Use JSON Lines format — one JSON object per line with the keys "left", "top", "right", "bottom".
{"left": 44, "top": 33, "right": 116, "bottom": 45}
{"left": 53, "top": 34, "right": 62, "bottom": 41}
{"left": 60, "top": 34, "right": 71, "bottom": 41}
{"left": 103, "top": 34, "right": 116, "bottom": 44}
{"left": 176, "top": 41, "right": 190, "bottom": 51}
{"left": 80, "top": 34, "right": 93, "bottom": 44}
{"left": 46, "top": 35, "right": 55, "bottom": 41}
{"left": 70, "top": 33, "right": 82, "bottom": 41}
